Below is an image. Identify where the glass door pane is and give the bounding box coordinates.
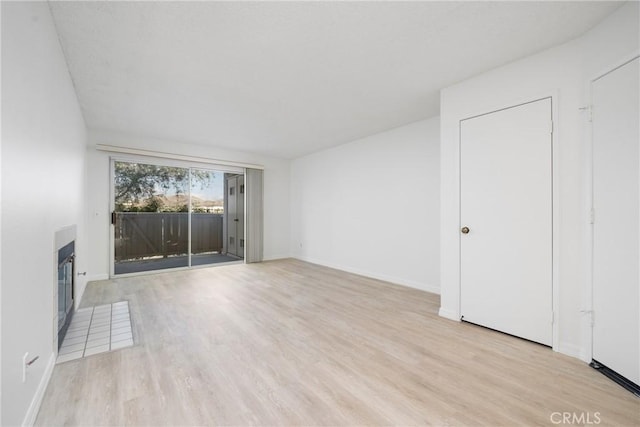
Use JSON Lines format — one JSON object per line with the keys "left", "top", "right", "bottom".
{"left": 190, "top": 169, "right": 233, "bottom": 266}
{"left": 113, "top": 161, "right": 190, "bottom": 274}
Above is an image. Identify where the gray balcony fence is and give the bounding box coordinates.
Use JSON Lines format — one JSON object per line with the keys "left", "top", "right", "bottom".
{"left": 114, "top": 212, "right": 223, "bottom": 261}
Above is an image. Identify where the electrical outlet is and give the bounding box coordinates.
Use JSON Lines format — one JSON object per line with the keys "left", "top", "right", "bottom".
{"left": 22, "top": 352, "right": 29, "bottom": 383}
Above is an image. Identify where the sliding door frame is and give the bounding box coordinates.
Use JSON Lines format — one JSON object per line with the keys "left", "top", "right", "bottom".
{"left": 109, "top": 154, "right": 245, "bottom": 278}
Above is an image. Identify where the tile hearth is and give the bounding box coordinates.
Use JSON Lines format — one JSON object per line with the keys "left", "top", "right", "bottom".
{"left": 57, "top": 301, "right": 133, "bottom": 363}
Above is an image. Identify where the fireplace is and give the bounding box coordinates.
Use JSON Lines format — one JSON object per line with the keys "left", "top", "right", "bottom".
{"left": 57, "top": 240, "right": 75, "bottom": 349}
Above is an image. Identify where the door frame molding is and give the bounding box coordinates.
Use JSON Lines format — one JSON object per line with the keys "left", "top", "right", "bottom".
{"left": 585, "top": 51, "right": 640, "bottom": 363}
{"left": 456, "top": 91, "right": 560, "bottom": 352}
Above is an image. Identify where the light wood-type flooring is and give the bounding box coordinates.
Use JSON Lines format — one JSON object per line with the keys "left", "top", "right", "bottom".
{"left": 36, "top": 259, "right": 639, "bottom": 426}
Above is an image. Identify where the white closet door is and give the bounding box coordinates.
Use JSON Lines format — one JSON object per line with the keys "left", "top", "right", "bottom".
{"left": 460, "top": 98, "right": 553, "bottom": 346}
{"left": 592, "top": 57, "right": 640, "bottom": 385}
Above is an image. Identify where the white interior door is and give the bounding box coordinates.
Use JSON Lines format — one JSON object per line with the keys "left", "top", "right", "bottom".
{"left": 592, "top": 57, "right": 640, "bottom": 385}
{"left": 460, "top": 98, "right": 553, "bottom": 346}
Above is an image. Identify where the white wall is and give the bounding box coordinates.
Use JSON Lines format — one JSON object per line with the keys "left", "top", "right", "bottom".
{"left": 290, "top": 117, "right": 440, "bottom": 293}
{"left": 1, "top": 2, "right": 88, "bottom": 425}
{"left": 85, "top": 130, "right": 291, "bottom": 279}
{"left": 439, "top": 2, "right": 639, "bottom": 360}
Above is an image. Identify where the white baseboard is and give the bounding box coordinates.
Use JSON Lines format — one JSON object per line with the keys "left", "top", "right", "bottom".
{"left": 262, "top": 254, "right": 291, "bottom": 261}
{"left": 87, "top": 273, "right": 109, "bottom": 282}
{"left": 293, "top": 256, "right": 440, "bottom": 295}
{"left": 438, "top": 307, "right": 461, "bottom": 322}
{"left": 22, "top": 352, "right": 55, "bottom": 426}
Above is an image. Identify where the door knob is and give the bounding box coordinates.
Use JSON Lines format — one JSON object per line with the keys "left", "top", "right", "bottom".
{"left": 461, "top": 226, "right": 470, "bottom": 234}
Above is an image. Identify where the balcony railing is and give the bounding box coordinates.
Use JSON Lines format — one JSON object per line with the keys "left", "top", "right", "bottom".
{"left": 114, "top": 212, "right": 223, "bottom": 261}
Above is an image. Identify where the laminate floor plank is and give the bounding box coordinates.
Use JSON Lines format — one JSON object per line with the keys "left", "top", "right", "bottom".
{"left": 35, "top": 259, "right": 639, "bottom": 426}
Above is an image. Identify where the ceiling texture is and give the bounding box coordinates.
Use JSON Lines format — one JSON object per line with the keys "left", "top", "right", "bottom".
{"left": 49, "top": 1, "right": 622, "bottom": 159}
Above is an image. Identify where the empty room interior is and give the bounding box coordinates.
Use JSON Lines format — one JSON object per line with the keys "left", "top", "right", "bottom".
{"left": 2, "top": 1, "right": 640, "bottom": 425}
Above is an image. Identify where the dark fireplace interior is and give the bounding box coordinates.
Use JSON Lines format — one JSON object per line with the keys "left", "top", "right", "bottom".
{"left": 58, "top": 241, "right": 75, "bottom": 349}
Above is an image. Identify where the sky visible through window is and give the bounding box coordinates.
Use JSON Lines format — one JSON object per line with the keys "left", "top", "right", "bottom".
{"left": 190, "top": 170, "right": 223, "bottom": 202}
{"left": 147, "top": 169, "right": 223, "bottom": 201}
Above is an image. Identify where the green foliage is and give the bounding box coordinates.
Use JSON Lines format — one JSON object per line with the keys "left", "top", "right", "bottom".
{"left": 114, "top": 162, "right": 213, "bottom": 212}
{"left": 140, "top": 196, "right": 165, "bottom": 212}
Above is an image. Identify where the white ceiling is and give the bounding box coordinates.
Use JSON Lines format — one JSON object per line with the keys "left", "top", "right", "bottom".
{"left": 49, "top": 1, "right": 622, "bottom": 159}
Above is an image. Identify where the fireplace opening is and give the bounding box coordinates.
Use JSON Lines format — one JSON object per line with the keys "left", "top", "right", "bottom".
{"left": 58, "top": 240, "right": 75, "bottom": 349}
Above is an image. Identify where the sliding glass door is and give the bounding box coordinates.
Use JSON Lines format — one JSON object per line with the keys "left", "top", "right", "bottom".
{"left": 190, "top": 168, "right": 225, "bottom": 266}
{"left": 112, "top": 160, "right": 242, "bottom": 275}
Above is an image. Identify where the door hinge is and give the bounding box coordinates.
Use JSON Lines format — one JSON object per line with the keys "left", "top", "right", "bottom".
{"left": 111, "top": 211, "right": 116, "bottom": 225}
